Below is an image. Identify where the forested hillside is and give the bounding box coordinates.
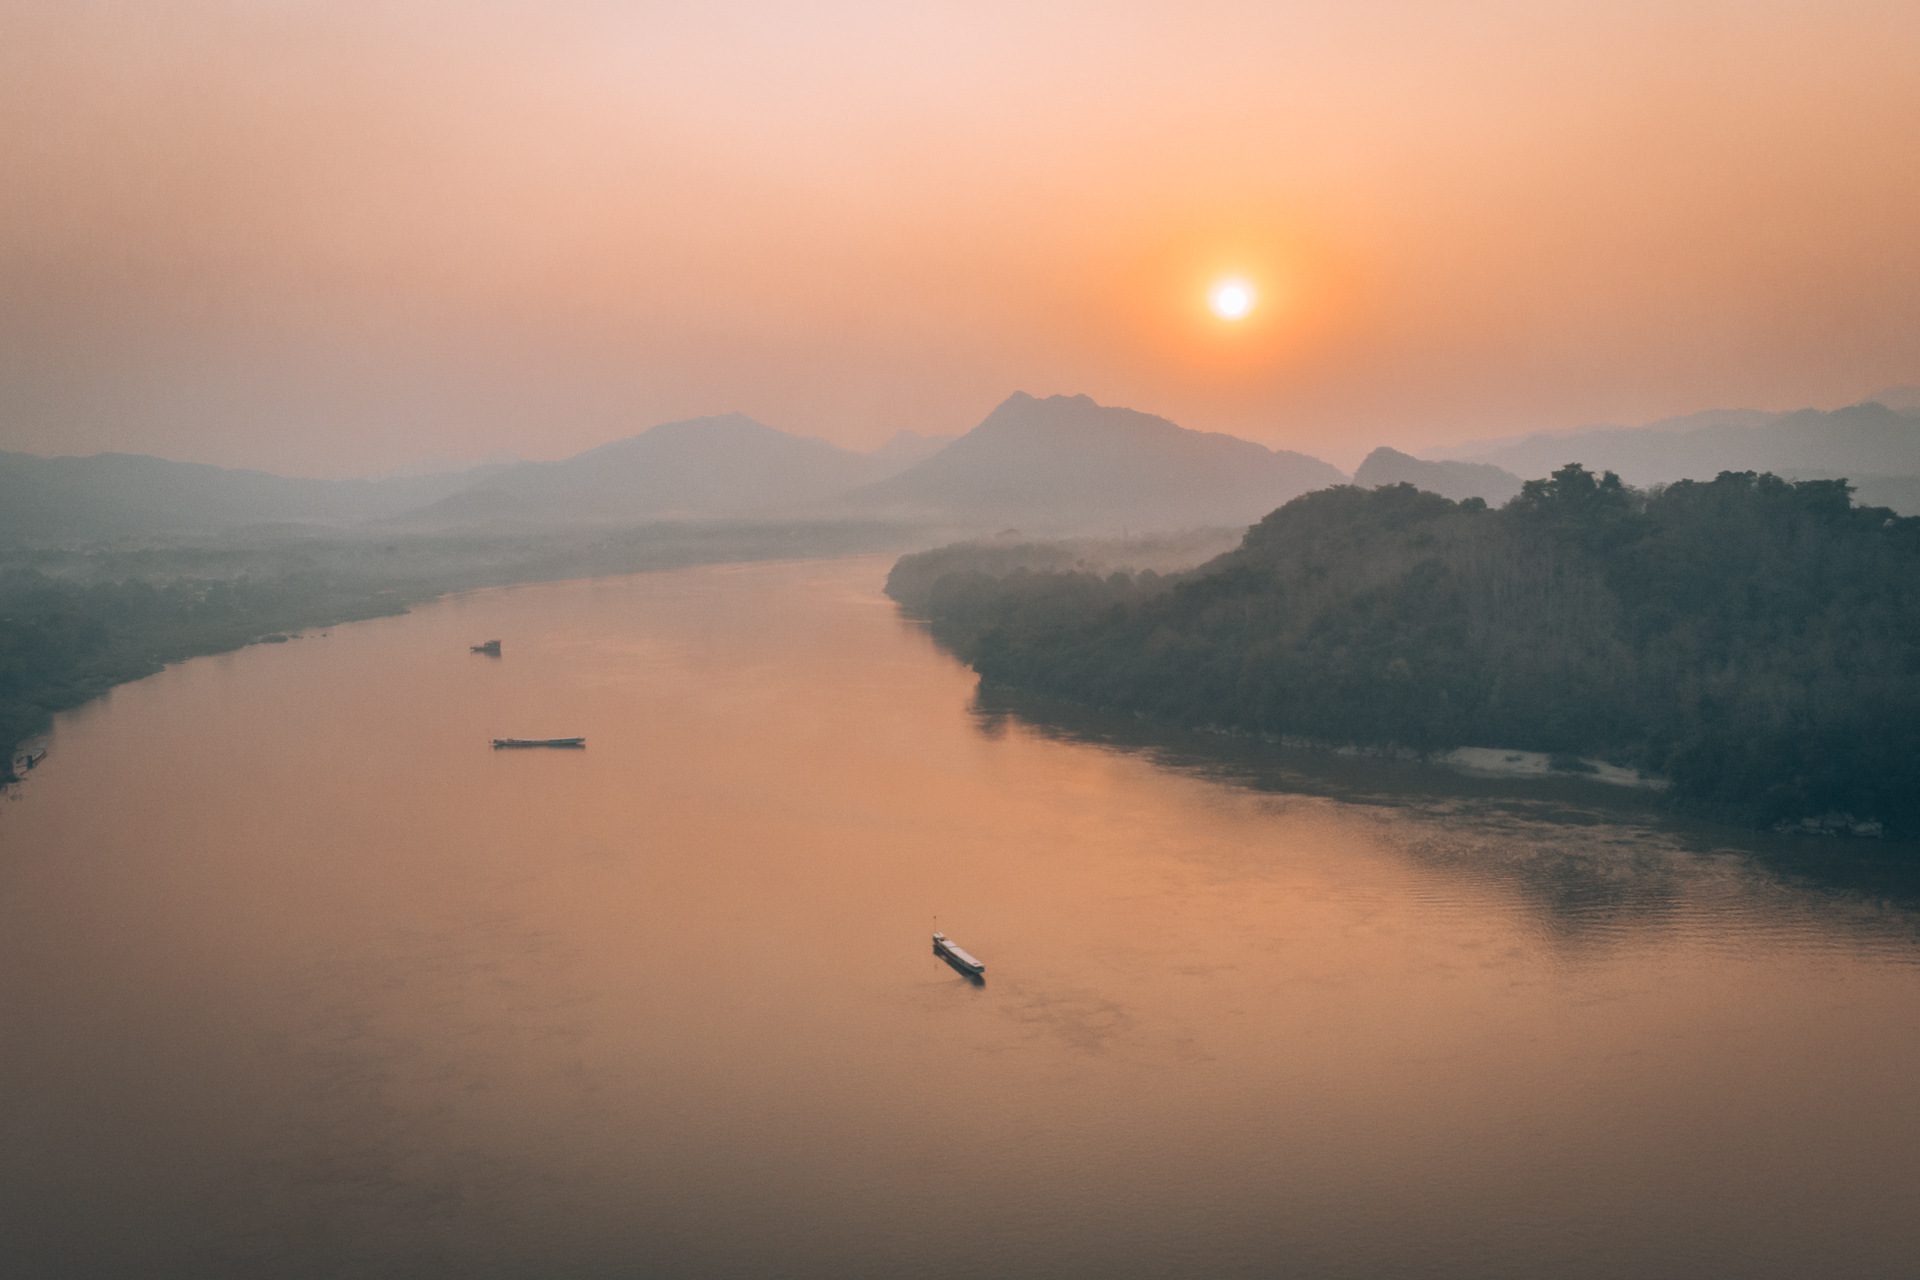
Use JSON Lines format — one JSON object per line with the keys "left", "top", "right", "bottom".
{"left": 896, "top": 467, "right": 1920, "bottom": 833}
{"left": 883, "top": 529, "right": 1243, "bottom": 617}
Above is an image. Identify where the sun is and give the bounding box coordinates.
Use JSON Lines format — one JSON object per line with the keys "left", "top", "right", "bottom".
{"left": 1208, "top": 277, "right": 1256, "bottom": 320}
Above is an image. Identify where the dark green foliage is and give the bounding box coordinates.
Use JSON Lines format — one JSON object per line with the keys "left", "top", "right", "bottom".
{"left": 884, "top": 529, "right": 1241, "bottom": 618}
{"left": 901, "top": 467, "right": 1920, "bottom": 832}
{"left": 0, "top": 570, "right": 414, "bottom": 778}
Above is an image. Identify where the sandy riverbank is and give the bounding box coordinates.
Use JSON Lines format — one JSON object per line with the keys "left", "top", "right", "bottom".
{"left": 1437, "top": 746, "right": 1671, "bottom": 790}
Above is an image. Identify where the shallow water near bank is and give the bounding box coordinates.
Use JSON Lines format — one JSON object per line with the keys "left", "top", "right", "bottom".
{"left": 2, "top": 556, "right": 1916, "bottom": 1279}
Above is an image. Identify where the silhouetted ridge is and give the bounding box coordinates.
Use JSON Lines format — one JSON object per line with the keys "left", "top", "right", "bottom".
{"left": 1867, "top": 385, "right": 1920, "bottom": 411}
{"left": 0, "top": 449, "right": 480, "bottom": 538}
{"left": 0, "top": 413, "right": 947, "bottom": 536}
{"left": 846, "top": 392, "right": 1345, "bottom": 529}
{"left": 470, "top": 413, "right": 894, "bottom": 519}
{"left": 1431, "top": 402, "right": 1920, "bottom": 512}
{"left": 1352, "top": 447, "right": 1522, "bottom": 505}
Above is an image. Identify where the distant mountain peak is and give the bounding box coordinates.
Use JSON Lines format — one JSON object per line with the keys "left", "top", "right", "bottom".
{"left": 1353, "top": 446, "right": 1522, "bottom": 506}
{"left": 844, "top": 391, "right": 1346, "bottom": 531}
{"left": 1866, "top": 385, "right": 1920, "bottom": 411}
{"left": 970, "top": 391, "right": 1195, "bottom": 447}
{"left": 998, "top": 390, "right": 1097, "bottom": 411}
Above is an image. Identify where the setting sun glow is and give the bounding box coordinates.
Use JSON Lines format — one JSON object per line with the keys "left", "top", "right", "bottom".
{"left": 1209, "top": 278, "right": 1256, "bottom": 320}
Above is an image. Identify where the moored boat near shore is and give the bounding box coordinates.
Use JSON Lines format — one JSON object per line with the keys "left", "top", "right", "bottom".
{"left": 491, "top": 737, "right": 585, "bottom": 748}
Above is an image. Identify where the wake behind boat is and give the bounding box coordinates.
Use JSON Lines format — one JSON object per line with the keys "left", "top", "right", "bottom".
{"left": 491, "top": 737, "right": 585, "bottom": 748}
{"left": 932, "top": 932, "right": 985, "bottom": 975}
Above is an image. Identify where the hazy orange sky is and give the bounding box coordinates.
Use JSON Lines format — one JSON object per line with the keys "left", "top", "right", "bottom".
{"left": 4, "top": 0, "right": 1917, "bottom": 475}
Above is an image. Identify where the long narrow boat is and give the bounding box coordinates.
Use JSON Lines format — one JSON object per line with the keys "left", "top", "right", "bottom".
{"left": 491, "top": 737, "right": 586, "bottom": 748}
{"left": 932, "top": 932, "right": 985, "bottom": 974}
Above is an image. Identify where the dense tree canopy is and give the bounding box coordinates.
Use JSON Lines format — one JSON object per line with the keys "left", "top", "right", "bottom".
{"left": 895, "top": 468, "right": 1920, "bottom": 833}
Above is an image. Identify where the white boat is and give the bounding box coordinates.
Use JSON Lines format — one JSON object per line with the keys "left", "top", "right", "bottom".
{"left": 932, "top": 932, "right": 985, "bottom": 974}
{"left": 491, "top": 737, "right": 586, "bottom": 748}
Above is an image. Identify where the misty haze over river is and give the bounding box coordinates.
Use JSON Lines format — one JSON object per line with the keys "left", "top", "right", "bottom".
{"left": 2, "top": 557, "right": 1917, "bottom": 1279}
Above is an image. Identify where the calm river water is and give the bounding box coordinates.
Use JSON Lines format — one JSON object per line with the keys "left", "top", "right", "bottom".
{"left": 3, "top": 557, "right": 1917, "bottom": 1279}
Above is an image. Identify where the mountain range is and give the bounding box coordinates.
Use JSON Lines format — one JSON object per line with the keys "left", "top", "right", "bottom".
{"left": 8, "top": 384, "right": 1919, "bottom": 542}
{"left": 1351, "top": 448, "right": 1522, "bottom": 506}
{"left": 0, "top": 395, "right": 1344, "bottom": 540}
{"left": 419, "top": 416, "right": 953, "bottom": 524}
{"left": 0, "top": 422, "right": 958, "bottom": 539}
{"left": 0, "top": 451, "right": 484, "bottom": 540}
{"left": 1423, "top": 395, "right": 1920, "bottom": 513}
{"left": 841, "top": 393, "right": 1345, "bottom": 530}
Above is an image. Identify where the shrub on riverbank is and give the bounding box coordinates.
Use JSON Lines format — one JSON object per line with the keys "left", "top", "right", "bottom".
{"left": 894, "top": 468, "right": 1920, "bottom": 834}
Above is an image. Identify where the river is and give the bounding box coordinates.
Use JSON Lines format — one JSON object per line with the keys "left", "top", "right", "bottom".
{"left": 2, "top": 556, "right": 1916, "bottom": 1279}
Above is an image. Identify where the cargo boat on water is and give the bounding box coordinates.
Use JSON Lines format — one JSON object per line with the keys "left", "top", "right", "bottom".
{"left": 932, "top": 932, "right": 985, "bottom": 974}
{"left": 491, "top": 737, "right": 585, "bottom": 748}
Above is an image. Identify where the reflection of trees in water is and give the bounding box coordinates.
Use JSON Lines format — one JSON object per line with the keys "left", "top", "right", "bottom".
{"left": 1383, "top": 813, "right": 1696, "bottom": 950}
{"left": 970, "top": 685, "right": 1920, "bottom": 950}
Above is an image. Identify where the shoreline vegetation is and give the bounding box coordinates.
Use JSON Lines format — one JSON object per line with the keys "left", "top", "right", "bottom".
{"left": 1, "top": 519, "right": 940, "bottom": 782}
{"left": 890, "top": 467, "right": 1920, "bottom": 839}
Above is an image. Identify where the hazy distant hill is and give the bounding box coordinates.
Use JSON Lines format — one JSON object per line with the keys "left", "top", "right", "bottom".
{"left": 1867, "top": 385, "right": 1920, "bottom": 411}
{"left": 0, "top": 450, "right": 475, "bottom": 539}
{"left": 0, "top": 415, "right": 953, "bottom": 538}
{"left": 844, "top": 393, "right": 1346, "bottom": 530}
{"left": 1424, "top": 402, "right": 1920, "bottom": 512}
{"left": 1838, "top": 475, "right": 1920, "bottom": 515}
{"left": 377, "top": 449, "right": 521, "bottom": 480}
{"left": 2, "top": 398, "right": 1345, "bottom": 538}
{"left": 1423, "top": 409, "right": 1785, "bottom": 471}
{"left": 375, "top": 487, "right": 542, "bottom": 530}
{"left": 868, "top": 429, "right": 957, "bottom": 471}
{"left": 465, "top": 413, "right": 935, "bottom": 521}
{"left": 1352, "top": 447, "right": 1522, "bottom": 506}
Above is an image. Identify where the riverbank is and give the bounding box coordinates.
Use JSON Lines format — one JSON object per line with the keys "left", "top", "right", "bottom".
{"left": 1, "top": 518, "right": 945, "bottom": 782}
{"left": 7, "top": 554, "right": 1917, "bottom": 1279}
{"left": 1436, "top": 746, "right": 1668, "bottom": 790}
{"left": 0, "top": 584, "right": 416, "bottom": 783}
{"left": 899, "top": 474, "right": 1920, "bottom": 839}
{"left": 1173, "top": 723, "right": 1673, "bottom": 793}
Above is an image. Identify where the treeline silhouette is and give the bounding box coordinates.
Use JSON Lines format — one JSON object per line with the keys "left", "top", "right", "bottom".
{"left": 894, "top": 467, "right": 1920, "bottom": 833}
{"left": 0, "top": 571, "right": 413, "bottom": 778}
{"left": 1, "top": 518, "right": 935, "bottom": 779}
{"left": 883, "top": 529, "right": 1243, "bottom": 618}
